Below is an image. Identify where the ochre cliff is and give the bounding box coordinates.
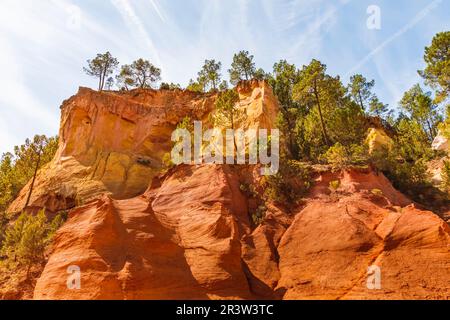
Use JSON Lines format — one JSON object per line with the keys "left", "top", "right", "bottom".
{"left": 5, "top": 81, "right": 450, "bottom": 300}
{"left": 8, "top": 80, "right": 278, "bottom": 215}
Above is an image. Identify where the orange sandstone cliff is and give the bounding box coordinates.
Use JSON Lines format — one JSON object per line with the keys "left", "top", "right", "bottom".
{"left": 8, "top": 80, "right": 277, "bottom": 215}
{"left": 6, "top": 81, "right": 450, "bottom": 300}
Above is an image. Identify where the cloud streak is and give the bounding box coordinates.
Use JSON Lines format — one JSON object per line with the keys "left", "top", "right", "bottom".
{"left": 345, "top": 0, "right": 443, "bottom": 77}
{"left": 111, "top": 0, "right": 162, "bottom": 68}
{"left": 149, "top": 0, "right": 166, "bottom": 23}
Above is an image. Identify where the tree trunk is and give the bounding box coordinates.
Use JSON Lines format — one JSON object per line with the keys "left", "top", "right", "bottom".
{"left": 24, "top": 146, "right": 42, "bottom": 210}
{"left": 231, "top": 112, "right": 238, "bottom": 156}
{"left": 314, "top": 82, "right": 330, "bottom": 146}
{"left": 358, "top": 91, "right": 365, "bottom": 111}
{"left": 426, "top": 119, "right": 435, "bottom": 141}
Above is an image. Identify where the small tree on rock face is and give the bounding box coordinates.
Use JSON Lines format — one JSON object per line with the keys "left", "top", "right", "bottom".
{"left": 214, "top": 89, "right": 241, "bottom": 130}
{"left": 229, "top": 50, "right": 256, "bottom": 85}
{"left": 214, "top": 90, "right": 243, "bottom": 152}
{"left": 83, "top": 52, "right": 119, "bottom": 91}
{"left": 186, "top": 79, "right": 205, "bottom": 93}
{"left": 198, "top": 59, "right": 222, "bottom": 92}
{"left": 268, "top": 60, "right": 302, "bottom": 157}
{"left": 23, "top": 135, "right": 54, "bottom": 210}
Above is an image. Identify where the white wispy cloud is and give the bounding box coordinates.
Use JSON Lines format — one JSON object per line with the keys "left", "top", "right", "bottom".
{"left": 149, "top": 0, "right": 166, "bottom": 23}
{"left": 111, "top": 0, "right": 163, "bottom": 68}
{"left": 345, "top": 0, "right": 443, "bottom": 78}
{"left": 1, "top": 0, "right": 449, "bottom": 155}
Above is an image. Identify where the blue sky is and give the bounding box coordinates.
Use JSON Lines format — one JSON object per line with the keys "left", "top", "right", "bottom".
{"left": 0, "top": 0, "right": 449, "bottom": 154}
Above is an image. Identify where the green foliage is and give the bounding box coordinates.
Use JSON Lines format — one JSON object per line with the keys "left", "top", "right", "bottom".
{"left": 370, "top": 119, "right": 432, "bottom": 200}
{"left": 327, "top": 100, "right": 367, "bottom": 147}
{"left": 118, "top": 59, "right": 162, "bottom": 89}
{"left": 177, "top": 116, "right": 194, "bottom": 133}
{"left": 320, "top": 142, "right": 368, "bottom": 171}
{"left": 186, "top": 79, "right": 205, "bottom": 93}
{"left": 419, "top": 31, "right": 450, "bottom": 103}
{"left": 229, "top": 50, "right": 256, "bottom": 85}
{"left": 162, "top": 153, "right": 175, "bottom": 170}
{"left": 1, "top": 210, "right": 65, "bottom": 273}
{"left": 441, "top": 160, "right": 450, "bottom": 192}
{"left": 218, "top": 80, "right": 229, "bottom": 91}
{"left": 251, "top": 205, "right": 267, "bottom": 226}
{"left": 116, "top": 64, "right": 134, "bottom": 90}
{"left": 0, "top": 212, "right": 7, "bottom": 245}
{"left": 0, "top": 135, "right": 58, "bottom": 215}
{"left": 371, "top": 189, "right": 384, "bottom": 197}
{"left": 213, "top": 89, "right": 242, "bottom": 130}
{"left": 268, "top": 60, "right": 303, "bottom": 158}
{"left": 369, "top": 96, "right": 390, "bottom": 117}
{"left": 267, "top": 59, "right": 370, "bottom": 162}
{"left": 400, "top": 84, "right": 442, "bottom": 142}
{"left": 348, "top": 74, "right": 375, "bottom": 111}
{"left": 254, "top": 68, "right": 268, "bottom": 81}
{"left": 264, "top": 160, "right": 311, "bottom": 204}
{"left": 293, "top": 59, "right": 347, "bottom": 147}
{"left": 198, "top": 59, "right": 222, "bottom": 91}
{"left": 83, "top": 52, "right": 119, "bottom": 91}
{"left": 160, "top": 82, "right": 182, "bottom": 90}
{"left": 329, "top": 180, "right": 340, "bottom": 192}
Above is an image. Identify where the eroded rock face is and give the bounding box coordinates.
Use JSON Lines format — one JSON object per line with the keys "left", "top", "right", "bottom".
{"left": 34, "top": 165, "right": 253, "bottom": 300}
{"left": 8, "top": 80, "right": 278, "bottom": 215}
{"left": 34, "top": 165, "right": 450, "bottom": 300}
{"left": 8, "top": 81, "right": 450, "bottom": 300}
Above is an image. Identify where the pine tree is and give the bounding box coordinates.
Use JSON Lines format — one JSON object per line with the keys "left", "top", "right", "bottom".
{"left": 198, "top": 59, "right": 222, "bottom": 91}
{"left": 400, "top": 84, "right": 442, "bottom": 142}
{"left": 1, "top": 210, "right": 65, "bottom": 276}
{"left": 83, "top": 52, "right": 119, "bottom": 91}
{"left": 293, "top": 59, "right": 345, "bottom": 146}
{"left": 229, "top": 51, "right": 256, "bottom": 85}
{"left": 418, "top": 31, "right": 450, "bottom": 103}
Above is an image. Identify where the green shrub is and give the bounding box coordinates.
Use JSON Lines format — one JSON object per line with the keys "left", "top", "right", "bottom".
{"left": 370, "top": 145, "right": 430, "bottom": 200}
{"left": 320, "top": 142, "right": 368, "bottom": 171}
{"left": 264, "top": 160, "right": 311, "bottom": 204}
{"left": 1, "top": 209, "right": 65, "bottom": 275}
{"left": 162, "top": 152, "right": 175, "bottom": 169}
{"left": 329, "top": 180, "right": 340, "bottom": 192}
{"left": 251, "top": 205, "right": 267, "bottom": 226}
{"left": 441, "top": 160, "right": 450, "bottom": 192}
{"left": 371, "top": 189, "right": 384, "bottom": 196}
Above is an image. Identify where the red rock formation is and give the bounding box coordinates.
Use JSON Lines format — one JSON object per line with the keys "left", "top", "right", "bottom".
{"left": 5, "top": 81, "right": 450, "bottom": 300}
{"left": 34, "top": 165, "right": 450, "bottom": 300}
